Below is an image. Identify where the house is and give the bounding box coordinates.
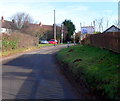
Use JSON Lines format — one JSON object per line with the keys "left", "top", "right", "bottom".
{"left": 81, "top": 26, "right": 95, "bottom": 40}
{"left": 0, "top": 16, "right": 61, "bottom": 40}
{"left": 81, "top": 26, "right": 95, "bottom": 34}
{"left": 0, "top": 16, "right": 13, "bottom": 34}
{"left": 103, "top": 25, "right": 120, "bottom": 33}
{"left": 0, "top": 16, "right": 54, "bottom": 34}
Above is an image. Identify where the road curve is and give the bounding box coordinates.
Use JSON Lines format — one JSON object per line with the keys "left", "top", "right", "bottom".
{"left": 2, "top": 45, "right": 84, "bottom": 99}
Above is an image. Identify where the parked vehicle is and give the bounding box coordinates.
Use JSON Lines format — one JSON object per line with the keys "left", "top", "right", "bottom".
{"left": 49, "top": 39, "right": 58, "bottom": 44}
{"left": 40, "top": 40, "right": 49, "bottom": 44}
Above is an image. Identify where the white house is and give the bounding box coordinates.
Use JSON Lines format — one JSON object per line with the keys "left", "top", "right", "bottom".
{"left": 80, "top": 26, "right": 95, "bottom": 40}
{"left": 0, "top": 16, "right": 12, "bottom": 34}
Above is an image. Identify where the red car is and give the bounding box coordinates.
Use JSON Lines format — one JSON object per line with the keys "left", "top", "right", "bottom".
{"left": 49, "top": 39, "right": 58, "bottom": 44}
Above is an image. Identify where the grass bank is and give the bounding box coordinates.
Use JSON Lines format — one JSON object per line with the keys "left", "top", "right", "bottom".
{"left": 57, "top": 45, "right": 120, "bottom": 100}
{"left": 1, "top": 44, "right": 53, "bottom": 57}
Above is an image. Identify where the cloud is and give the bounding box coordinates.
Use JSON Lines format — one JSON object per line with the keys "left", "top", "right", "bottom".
{"left": 103, "top": 10, "right": 113, "bottom": 13}
{"left": 0, "top": 1, "right": 118, "bottom": 31}
{"left": 66, "top": 5, "right": 88, "bottom": 11}
{"left": 0, "top": 2, "right": 55, "bottom": 24}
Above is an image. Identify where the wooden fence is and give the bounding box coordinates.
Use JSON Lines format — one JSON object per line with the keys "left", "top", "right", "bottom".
{"left": 81, "top": 32, "right": 120, "bottom": 53}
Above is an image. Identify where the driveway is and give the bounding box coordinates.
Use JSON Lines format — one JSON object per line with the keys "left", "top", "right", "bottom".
{"left": 2, "top": 45, "right": 85, "bottom": 99}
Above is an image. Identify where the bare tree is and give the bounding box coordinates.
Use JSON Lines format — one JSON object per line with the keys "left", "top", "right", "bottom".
{"left": 114, "top": 20, "right": 118, "bottom": 27}
{"left": 118, "top": 20, "right": 120, "bottom": 28}
{"left": 11, "top": 12, "right": 33, "bottom": 30}
{"left": 95, "top": 17, "right": 104, "bottom": 32}
{"left": 106, "top": 19, "right": 109, "bottom": 29}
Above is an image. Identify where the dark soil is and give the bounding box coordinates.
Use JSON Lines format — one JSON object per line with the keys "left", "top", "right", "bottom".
{"left": 68, "top": 49, "right": 74, "bottom": 52}
{"left": 73, "top": 58, "right": 82, "bottom": 63}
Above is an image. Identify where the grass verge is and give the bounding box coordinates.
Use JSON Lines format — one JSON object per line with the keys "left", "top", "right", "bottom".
{"left": 56, "top": 45, "right": 120, "bottom": 100}
{"left": 1, "top": 44, "right": 54, "bottom": 57}
{"left": 38, "top": 44, "right": 53, "bottom": 48}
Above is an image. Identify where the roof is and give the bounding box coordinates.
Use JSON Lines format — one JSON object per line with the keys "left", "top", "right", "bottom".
{"left": 42, "top": 25, "right": 53, "bottom": 30}
{"left": 28, "top": 24, "right": 53, "bottom": 31}
{"left": 103, "top": 25, "right": 120, "bottom": 33}
{"left": 1, "top": 18, "right": 60, "bottom": 32}
{"left": 1, "top": 20, "right": 14, "bottom": 29}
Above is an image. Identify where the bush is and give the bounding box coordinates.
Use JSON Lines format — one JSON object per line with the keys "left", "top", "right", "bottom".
{"left": 2, "top": 36, "right": 18, "bottom": 51}
{"left": 94, "top": 32, "right": 101, "bottom": 34}
{"left": 2, "top": 32, "right": 39, "bottom": 52}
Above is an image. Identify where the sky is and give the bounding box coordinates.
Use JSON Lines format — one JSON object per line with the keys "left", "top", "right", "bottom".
{"left": 0, "top": 0, "right": 119, "bottom": 32}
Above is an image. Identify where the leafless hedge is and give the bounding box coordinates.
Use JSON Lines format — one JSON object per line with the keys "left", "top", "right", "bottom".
{"left": 2, "top": 32, "right": 39, "bottom": 51}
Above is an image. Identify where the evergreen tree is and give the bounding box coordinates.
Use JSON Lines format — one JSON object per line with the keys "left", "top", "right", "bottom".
{"left": 63, "top": 19, "right": 76, "bottom": 42}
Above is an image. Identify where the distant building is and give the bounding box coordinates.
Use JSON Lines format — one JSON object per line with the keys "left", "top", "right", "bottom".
{"left": 80, "top": 26, "right": 95, "bottom": 40}
{"left": 0, "top": 16, "right": 12, "bottom": 34}
{"left": 0, "top": 16, "right": 57, "bottom": 35}
{"left": 103, "top": 25, "right": 120, "bottom": 33}
{"left": 81, "top": 26, "right": 95, "bottom": 34}
{"left": 0, "top": 16, "right": 61, "bottom": 40}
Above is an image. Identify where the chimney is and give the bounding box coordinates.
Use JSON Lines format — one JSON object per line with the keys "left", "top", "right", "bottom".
{"left": 1, "top": 16, "right": 4, "bottom": 22}
{"left": 12, "top": 19, "right": 14, "bottom": 23}
{"left": 39, "top": 22, "right": 42, "bottom": 26}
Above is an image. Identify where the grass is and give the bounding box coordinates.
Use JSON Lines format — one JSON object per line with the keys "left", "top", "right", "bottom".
{"left": 1, "top": 44, "right": 54, "bottom": 57}
{"left": 57, "top": 45, "right": 120, "bottom": 100}
{"left": 38, "top": 44, "right": 53, "bottom": 48}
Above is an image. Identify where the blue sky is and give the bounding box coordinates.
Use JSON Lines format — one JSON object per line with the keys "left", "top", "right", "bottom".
{"left": 0, "top": 0, "right": 119, "bottom": 32}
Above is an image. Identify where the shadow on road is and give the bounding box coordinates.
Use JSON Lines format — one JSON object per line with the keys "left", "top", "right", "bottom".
{"left": 2, "top": 53, "right": 82, "bottom": 99}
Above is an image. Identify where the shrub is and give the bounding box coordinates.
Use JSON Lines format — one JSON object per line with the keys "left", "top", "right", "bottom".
{"left": 2, "top": 37, "right": 18, "bottom": 51}
{"left": 2, "top": 32, "right": 39, "bottom": 52}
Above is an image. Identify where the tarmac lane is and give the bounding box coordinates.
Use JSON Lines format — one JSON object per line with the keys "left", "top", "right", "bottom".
{"left": 2, "top": 45, "right": 84, "bottom": 99}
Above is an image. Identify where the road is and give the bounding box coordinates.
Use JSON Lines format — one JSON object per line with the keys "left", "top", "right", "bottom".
{"left": 2, "top": 45, "right": 85, "bottom": 99}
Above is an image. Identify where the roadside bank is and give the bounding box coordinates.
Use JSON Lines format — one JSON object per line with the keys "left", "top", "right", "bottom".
{"left": 1, "top": 44, "right": 53, "bottom": 57}
{"left": 56, "top": 45, "right": 120, "bottom": 101}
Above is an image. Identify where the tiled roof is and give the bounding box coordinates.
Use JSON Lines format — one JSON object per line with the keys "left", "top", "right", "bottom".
{"left": 1, "top": 20, "right": 13, "bottom": 29}
{"left": 1, "top": 19, "right": 61, "bottom": 32}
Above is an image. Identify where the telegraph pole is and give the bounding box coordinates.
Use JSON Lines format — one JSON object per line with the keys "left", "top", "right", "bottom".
{"left": 61, "top": 24, "right": 64, "bottom": 44}
{"left": 79, "top": 22, "right": 82, "bottom": 44}
{"left": 93, "top": 20, "right": 95, "bottom": 32}
{"left": 0, "top": 20, "right": 1, "bottom": 34}
{"left": 54, "top": 10, "right": 56, "bottom": 40}
{"left": 118, "top": 1, "right": 120, "bottom": 28}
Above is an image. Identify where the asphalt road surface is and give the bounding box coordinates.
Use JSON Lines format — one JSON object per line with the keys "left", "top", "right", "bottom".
{"left": 2, "top": 45, "right": 86, "bottom": 99}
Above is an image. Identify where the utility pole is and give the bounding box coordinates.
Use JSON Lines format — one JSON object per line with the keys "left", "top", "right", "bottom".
{"left": 61, "top": 23, "right": 64, "bottom": 44}
{"left": 91, "top": 22, "right": 92, "bottom": 26}
{"left": 73, "top": 32, "right": 76, "bottom": 45}
{"left": 0, "top": 20, "right": 1, "bottom": 34}
{"left": 80, "top": 23, "right": 82, "bottom": 31}
{"left": 118, "top": 1, "right": 120, "bottom": 28}
{"left": 54, "top": 10, "right": 56, "bottom": 40}
{"left": 79, "top": 22, "right": 82, "bottom": 44}
{"left": 93, "top": 20, "right": 95, "bottom": 32}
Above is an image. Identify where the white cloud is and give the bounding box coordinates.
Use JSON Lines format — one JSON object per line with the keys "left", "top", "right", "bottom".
{"left": 0, "top": 2, "right": 31, "bottom": 19}
{"left": 103, "top": 10, "right": 113, "bottom": 13}
{"left": 0, "top": 1, "right": 118, "bottom": 31}
{"left": 0, "top": 2, "right": 55, "bottom": 24}
{"left": 66, "top": 5, "right": 88, "bottom": 11}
